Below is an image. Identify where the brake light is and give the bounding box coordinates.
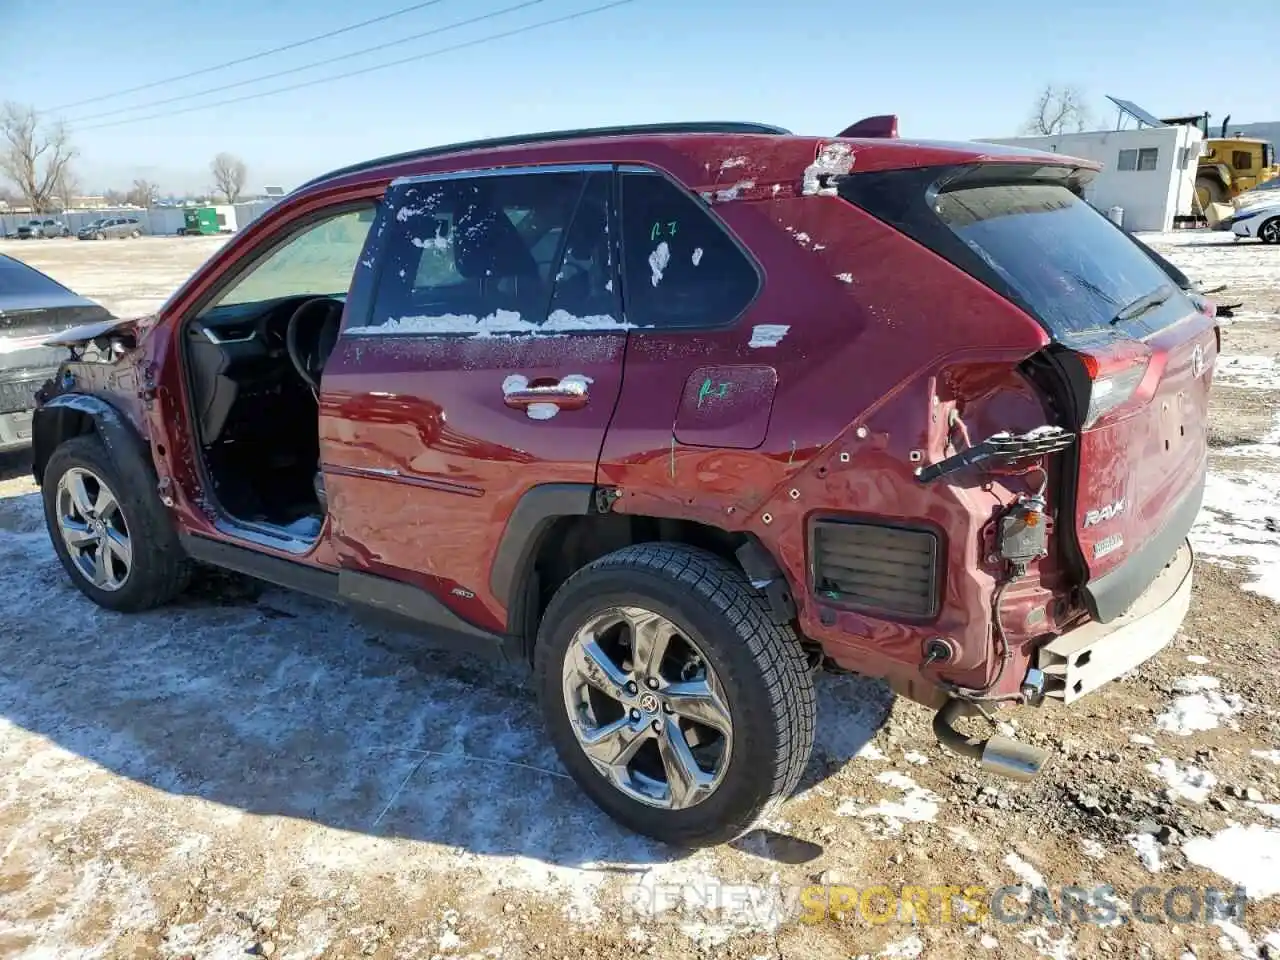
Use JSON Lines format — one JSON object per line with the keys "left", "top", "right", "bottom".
{"left": 1079, "top": 342, "right": 1152, "bottom": 427}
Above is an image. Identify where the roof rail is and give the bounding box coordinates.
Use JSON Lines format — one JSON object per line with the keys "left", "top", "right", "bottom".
{"left": 293, "top": 121, "right": 791, "bottom": 193}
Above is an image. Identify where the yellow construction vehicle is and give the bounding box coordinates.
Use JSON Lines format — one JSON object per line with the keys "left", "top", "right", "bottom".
{"left": 1162, "top": 112, "right": 1279, "bottom": 210}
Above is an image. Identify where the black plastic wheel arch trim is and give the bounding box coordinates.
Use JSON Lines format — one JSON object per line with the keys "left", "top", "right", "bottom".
{"left": 489, "top": 482, "right": 597, "bottom": 625}
{"left": 32, "top": 393, "right": 153, "bottom": 487}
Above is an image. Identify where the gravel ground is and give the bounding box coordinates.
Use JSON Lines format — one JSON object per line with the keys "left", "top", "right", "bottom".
{"left": 0, "top": 233, "right": 1278, "bottom": 960}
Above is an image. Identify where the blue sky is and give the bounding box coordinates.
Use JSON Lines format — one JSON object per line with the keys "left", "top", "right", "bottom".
{"left": 5, "top": 0, "right": 1278, "bottom": 194}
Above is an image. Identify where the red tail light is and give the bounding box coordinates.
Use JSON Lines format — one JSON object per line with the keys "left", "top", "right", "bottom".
{"left": 1078, "top": 341, "right": 1152, "bottom": 428}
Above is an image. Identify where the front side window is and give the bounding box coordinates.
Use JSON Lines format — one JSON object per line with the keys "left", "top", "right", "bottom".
{"left": 210, "top": 206, "right": 374, "bottom": 308}
{"left": 619, "top": 171, "right": 758, "bottom": 329}
{"left": 363, "top": 171, "right": 617, "bottom": 334}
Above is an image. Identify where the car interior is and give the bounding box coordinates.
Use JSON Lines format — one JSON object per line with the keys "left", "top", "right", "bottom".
{"left": 180, "top": 184, "right": 617, "bottom": 541}
{"left": 184, "top": 292, "right": 344, "bottom": 536}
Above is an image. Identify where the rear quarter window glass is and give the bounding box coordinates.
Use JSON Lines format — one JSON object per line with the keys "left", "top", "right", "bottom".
{"left": 620, "top": 171, "right": 758, "bottom": 330}
{"left": 0, "top": 256, "right": 71, "bottom": 298}
{"left": 934, "top": 182, "right": 1185, "bottom": 339}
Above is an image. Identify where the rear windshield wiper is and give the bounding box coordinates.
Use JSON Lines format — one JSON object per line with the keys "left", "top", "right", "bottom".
{"left": 1110, "top": 284, "right": 1175, "bottom": 325}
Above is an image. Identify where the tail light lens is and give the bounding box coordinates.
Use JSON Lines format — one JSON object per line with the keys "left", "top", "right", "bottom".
{"left": 1078, "top": 342, "right": 1152, "bottom": 427}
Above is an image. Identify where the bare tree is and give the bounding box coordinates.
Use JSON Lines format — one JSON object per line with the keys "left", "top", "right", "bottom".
{"left": 0, "top": 102, "right": 77, "bottom": 213}
{"left": 103, "top": 188, "right": 127, "bottom": 206}
{"left": 127, "top": 178, "right": 159, "bottom": 207}
{"left": 54, "top": 169, "right": 79, "bottom": 211}
{"left": 210, "top": 152, "right": 247, "bottom": 203}
{"left": 1023, "top": 85, "right": 1091, "bottom": 136}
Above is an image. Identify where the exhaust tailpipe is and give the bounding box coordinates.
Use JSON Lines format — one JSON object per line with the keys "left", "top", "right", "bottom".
{"left": 932, "top": 699, "right": 1049, "bottom": 782}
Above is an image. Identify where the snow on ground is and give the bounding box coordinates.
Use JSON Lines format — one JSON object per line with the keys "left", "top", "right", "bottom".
{"left": 1145, "top": 757, "right": 1218, "bottom": 803}
{"left": 0, "top": 232, "right": 1278, "bottom": 958}
{"left": 0, "top": 471, "right": 894, "bottom": 955}
{"left": 1183, "top": 825, "right": 1280, "bottom": 899}
{"left": 1215, "top": 355, "right": 1280, "bottom": 391}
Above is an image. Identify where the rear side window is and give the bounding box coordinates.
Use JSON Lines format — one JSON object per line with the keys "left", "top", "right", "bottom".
{"left": 933, "top": 182, "right": 1185, "bottom": 339}
{"left": 0, "top": 255, "right": 72, "bottom": 298}
{"left": 364, "top": 171, "right": 618, "bottom": 334}
{"left": 620, "top": 171, "right": 758, "bottom": 330}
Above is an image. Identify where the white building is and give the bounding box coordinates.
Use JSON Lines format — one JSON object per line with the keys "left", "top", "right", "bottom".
{"left": 981, "top": 125, "right": 1204, "bottom": 232}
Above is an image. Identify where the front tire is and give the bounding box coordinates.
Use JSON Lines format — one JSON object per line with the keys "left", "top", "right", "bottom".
{"left": 535, "top": 543, "right": 815, "bottom": 846}
{"left": 1259, "top": 217, "right": 1280, "bottom": 245}
{"left": 42, "top": 434, "right": 190, "bottom": 612}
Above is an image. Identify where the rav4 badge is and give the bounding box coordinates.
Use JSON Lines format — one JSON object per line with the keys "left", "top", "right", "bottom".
{"left": 1083, "top": 499, "right": 1126, "bottom": 527}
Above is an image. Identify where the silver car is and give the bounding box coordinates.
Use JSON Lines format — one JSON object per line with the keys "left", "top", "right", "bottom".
{"left": 77, "top": 217, "right": 144, "bottom": 240}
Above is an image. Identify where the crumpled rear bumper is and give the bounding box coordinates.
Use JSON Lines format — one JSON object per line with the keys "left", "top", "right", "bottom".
{"left": 1036, "top": 539, "right": 1194, "bottom": 703}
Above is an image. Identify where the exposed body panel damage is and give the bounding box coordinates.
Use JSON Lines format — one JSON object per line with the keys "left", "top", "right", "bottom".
{"left": 28, "top": 121, "right": 1211, "bottom": 834}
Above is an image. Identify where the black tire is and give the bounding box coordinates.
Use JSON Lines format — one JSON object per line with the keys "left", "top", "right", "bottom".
{"left": 1259, "top": 217, "right": 1280, "bottom": 245}
{"left": 42, "top": 433, "right": 190, "bottom": 612}
{"left": 534, "top": 543, "right": 816, "bottom": 847}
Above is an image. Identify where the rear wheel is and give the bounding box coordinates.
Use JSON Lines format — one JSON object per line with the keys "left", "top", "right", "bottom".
{"left": 42, "top": 434, "right": 190, "bottom": 612}
{"left": 1259, "top": 217, "right": 1280, "bottom": 244}
{"left": 535, "top": 543, "right": 815, "bottom": 846}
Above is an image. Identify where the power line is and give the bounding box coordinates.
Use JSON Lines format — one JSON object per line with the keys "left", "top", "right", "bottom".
{"left": 68, "top": 0, "right": 548, "bottom": 124}
{"left": 47, "top": 0, "right": 455, "bottom": 113}
{"left": 78, "top": 1, "right": 633, "bottom": 133}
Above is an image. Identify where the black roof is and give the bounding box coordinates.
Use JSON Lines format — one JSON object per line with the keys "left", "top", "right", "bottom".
{"left": 294, "top": 121, "right": 790, "bottom": 194}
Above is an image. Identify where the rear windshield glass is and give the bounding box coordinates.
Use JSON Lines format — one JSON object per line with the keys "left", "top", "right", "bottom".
{"left": 0, "top": 255, "right": 71, "bottom": 298}
{"left": 934, "top": 183, "right": 1184, "bottom": 338}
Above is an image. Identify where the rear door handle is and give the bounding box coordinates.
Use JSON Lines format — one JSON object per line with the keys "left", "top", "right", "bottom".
{"left": 502, "top": 376, "right": 590, "bottom": 411}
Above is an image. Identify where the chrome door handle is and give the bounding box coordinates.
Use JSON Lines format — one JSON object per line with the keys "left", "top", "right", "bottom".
{"left": 502, "top": 377, "right": 589, "bottom": 411}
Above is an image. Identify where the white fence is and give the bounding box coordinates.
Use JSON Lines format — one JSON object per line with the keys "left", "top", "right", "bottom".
{"left": 1, "top": 199, "right": 279, "bottom": 238}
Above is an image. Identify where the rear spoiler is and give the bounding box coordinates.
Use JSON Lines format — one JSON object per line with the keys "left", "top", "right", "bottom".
{"left": 836, "top": 115, "right": 899, "bottom": 139}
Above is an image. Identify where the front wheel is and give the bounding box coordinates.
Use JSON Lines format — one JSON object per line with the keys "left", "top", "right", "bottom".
{"left": 535, "top": 543, "right": 816, "bottom": 846}
{"left": 42, "top": 434, "right": 190, "bottom": 612}
{"left": 1260, "top": 217, "right": 1280, "bottom": 245}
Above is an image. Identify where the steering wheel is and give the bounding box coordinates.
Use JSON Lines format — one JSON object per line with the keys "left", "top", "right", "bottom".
{"left": 285, "top": 297, "right": 342, "bottom": 392}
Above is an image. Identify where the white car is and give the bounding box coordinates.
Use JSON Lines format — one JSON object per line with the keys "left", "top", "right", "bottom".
{"left": 1231, "top": 195, "right": 1280, "bottom": 243}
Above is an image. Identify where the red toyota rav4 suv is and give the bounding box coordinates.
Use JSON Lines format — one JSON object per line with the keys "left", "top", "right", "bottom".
{"left": 32, "top": 120, "right": 1216, "bottom": 847}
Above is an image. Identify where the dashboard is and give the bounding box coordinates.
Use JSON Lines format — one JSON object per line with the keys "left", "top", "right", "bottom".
{"left": 184, "top": 295, "right": 343, "bottom": 442}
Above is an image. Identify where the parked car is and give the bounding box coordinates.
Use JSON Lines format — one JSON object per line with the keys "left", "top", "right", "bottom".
{"left": 1230, "top": 199, "right": 1280, "bottom": 243}
{"left": 29, "top": 120, "right": 1216, "bottom": 846}
{"left": 15, "top": 218, "right": 71, "bottom": 239}
{"left": 77, "top": 217, "right": 145, "bottom": 240}
{"left": 0, "top": 254, "right": 113, "bottom": 452}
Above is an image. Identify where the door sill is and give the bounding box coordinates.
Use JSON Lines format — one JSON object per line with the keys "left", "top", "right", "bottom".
{"left": 178, "top": 533, "right": 521, "bottom": 662}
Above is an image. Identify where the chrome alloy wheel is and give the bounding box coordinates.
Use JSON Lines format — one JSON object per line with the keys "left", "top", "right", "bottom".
{"left": 55, "top": 466, "right": 132, "bottom": 591}
{"left": 1261, "top": 219, "right": 1280, "bottom": 244}
{"left": 561, "top": 606, "right": 733, "bottom": 810}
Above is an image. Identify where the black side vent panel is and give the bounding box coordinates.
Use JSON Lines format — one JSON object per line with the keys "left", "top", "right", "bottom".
{"left": 812, "top": 520, "right": 940, "bottom": 618}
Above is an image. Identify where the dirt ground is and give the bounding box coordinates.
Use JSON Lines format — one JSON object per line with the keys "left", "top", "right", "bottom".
{"left": 1, "top": 233, "right": 1278, "bottom": 960}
